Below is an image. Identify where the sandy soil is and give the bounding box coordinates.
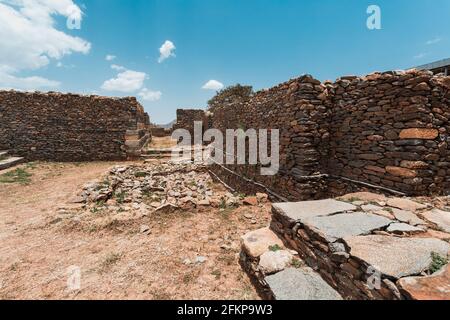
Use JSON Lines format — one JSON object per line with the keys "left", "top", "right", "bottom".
{"left": 0, "top": 161, "right": 269, "bottom": 300}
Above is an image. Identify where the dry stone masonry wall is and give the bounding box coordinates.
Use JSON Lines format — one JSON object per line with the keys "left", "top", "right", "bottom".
{"left": 210, "top": 75, "right": 331, "bottom": 201}
{"left": 177, "top": 70, "right": 450, "bottom": 198}
{"left": 328, "top": 71, "right": 450, "bottom": 196}
{"left": 0, "top": 91, "right": 151, "bottom": 161}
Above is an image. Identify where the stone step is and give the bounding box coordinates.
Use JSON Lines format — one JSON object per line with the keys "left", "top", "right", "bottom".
{"left": 240, "top": 227, "right": 342, "bottom": 300}
{"left": 270, "top": 198, "right": 450, "bottom": 300}
{"left": 0, "top": 156, "right": 24, "bottom": 171}
{"left": 0, "top": 150, "right": 9, "bottom": 158}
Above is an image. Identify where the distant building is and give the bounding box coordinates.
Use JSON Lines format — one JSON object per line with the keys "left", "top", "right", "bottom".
{"left": 416, "top": 58, "right": 450, "bottom": 75}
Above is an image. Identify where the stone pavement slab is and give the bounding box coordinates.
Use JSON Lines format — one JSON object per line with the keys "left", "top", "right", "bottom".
{"left": 387, "top": 223, "right": 424, "bottom": 234}
{"left": 422, "top": 209, "right": 450, "bottom": 233}
{"left": 265, "top": 267, "right": 342, "bottom": 300}
{"left": 344, "top": 235, "right": 450, "bottom": 279}
{"left": 387, "top": 198, "right": 428, "bottom": 212}
{"left": 272, "top": 199, "right": 356, "bottom": 223}
{"left": 303, "top": 212, "right": 392, "bottom": 242}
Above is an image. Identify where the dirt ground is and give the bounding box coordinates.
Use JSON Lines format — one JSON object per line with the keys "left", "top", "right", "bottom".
{"left": 0, "top": 160, "right": 270, "bottom": 300}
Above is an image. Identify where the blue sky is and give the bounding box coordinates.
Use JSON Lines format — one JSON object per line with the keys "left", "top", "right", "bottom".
{"left": 1, "top": 0, "right": 449, "bottom": 123}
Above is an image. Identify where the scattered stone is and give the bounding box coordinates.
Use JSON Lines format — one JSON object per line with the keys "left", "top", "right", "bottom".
{"left": 241, "top": 228, "right": 284, "bottom": 258}
{"left": 140, "top": 225, "right": 151, "bottom": 235}
{"left": 387, "top": 198, "right": 428, "bottom": 212}
{"left": 272, "top": 199, "right": 356, "bottom": 223}
{"left": 386, "top": 223, "right": 424, "bottom": 234}
{"left": 195, "top": 256, "right": 207, "bottom": 264}
{"left": 244, "top": 213, "right": 254, "bottom": 220}
{"left": 398, "top": 264, "right": 450, "bottom": 300}
{"left": 256, "top": 193, "right": 269, "bottom": 203}
{"left": 344, "top": 235, "right": 450, "bottom": 279}
{"left": 258, "top": 250, "right": 294, "bottom": 274}
{"left": 243, "top": 196, "right": 258, "bottom": 206}
{"left": 265, "top": 268, "right": 342, "bottom": 300}
{"left": 421, "top": 209, "right": 450, "bottom": 233}
{"left": 198, "top": 199, "right": 211, "bottom": 206}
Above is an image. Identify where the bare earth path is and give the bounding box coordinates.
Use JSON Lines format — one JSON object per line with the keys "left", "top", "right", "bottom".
{"left": 0, "top": 161, "right": 267, "bottom": 299}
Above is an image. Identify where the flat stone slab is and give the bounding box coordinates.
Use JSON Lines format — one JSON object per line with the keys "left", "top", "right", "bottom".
{"left": 387, "top": 198, "right": 428, "bottom": 212}
{"left": 303, "top": 212, "right": 392, "bottom": 242}
{"left": 422, "top": 209, "right": 450, "bottom": 233}
{"left": 241, "top": 228, "right": 284, "bottom": 258}
{"left": 344, "top": 235, "right": 450, "bottom": 279}
{"left": 339, "top": 192, "right": 387, "bottom": 203}
{"left": 272, "top": 199, "right": 356, "bottom": 223}
{"left": 0, "top": 157, "right": 24, "bottom": 171}
{"left": 265, "top": 267, "right": 342, "bottom": 300}
{"left": 392, "top": 208, "right": 427, "bottom": 226}
{"left": 398, "top": 264, "right": 450, "bottom": 300}
{"left": 387, "top": 223, "right": 424, "bottom": 234}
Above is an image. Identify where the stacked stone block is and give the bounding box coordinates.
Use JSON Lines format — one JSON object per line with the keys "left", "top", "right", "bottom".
{"left": 0, "top": 91, "right": 151, "bottom": 161}
{"left": 328, "top": 70, "right": 450, "bottom": 196}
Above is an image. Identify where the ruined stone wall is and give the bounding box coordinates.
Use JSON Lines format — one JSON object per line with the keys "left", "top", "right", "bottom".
{"left": 173, "top": 109, "right": 206, "bottom": 139}
{"left": 0, "top": 91, "right": 151, "bottom": 161}
{"left": 210, "top": 75, "right": 331, "bottom": 201}
{"left": 176, "top": 70, "right": 450, "bottom": 198}
{"left": 328, "top": 70, "right": 450, "bottom": 196}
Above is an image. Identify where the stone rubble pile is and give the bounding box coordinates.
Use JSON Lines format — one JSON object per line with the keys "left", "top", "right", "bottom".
{"left": 78, "top": 163, "right": 249, "bottom": 214}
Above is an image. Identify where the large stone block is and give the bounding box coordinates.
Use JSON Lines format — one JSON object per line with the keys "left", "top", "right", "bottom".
{"left": 399, "top": 128, "right": 439, "bottom": 140}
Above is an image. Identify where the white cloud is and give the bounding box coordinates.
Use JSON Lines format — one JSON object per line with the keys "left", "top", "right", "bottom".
{"left": 0, "top": 0, "right": 90, "bottom": 90}
{"left": 138, "top": 88, "right": 162, "bottom": 101}
{"left": 101, "top": 69, "right": 147, "bottom": 93}
{"left": 0, "top": 70, "right": 60, "bottom": 90}
{"left": 111, "top": 64, "right": 126, "bottom": 71}
{"left": 158, "top": 40, "right": 176, "bottom": 63}
{"left": 106, "top": 54, "right": 116, "bottom": 61}
{"left": 426, "top": 37, "right": 441, "bottom": 45}
{"left": 202, "top": 80, "right": 224, "bottom": 90}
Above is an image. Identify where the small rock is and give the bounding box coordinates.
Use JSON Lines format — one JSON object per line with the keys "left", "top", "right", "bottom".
{"left": 195, "top": 256, "right": 207, "bottom": 264}
{"left": 140, "top": 225, "right": 151, "bottom": 235}
{"left": 198, "top": 199, "right": 211, "bottom": 206}
{"left": 244, "top": 213, "right": 254, "bottom": 220}
{"left": 258, "top": 250, "right": 293, "bottom": 274}
{"left": 256, "top": 193, "right": 269, "bottom": 203}
{"left": 150, "top": 202, "right": 161, "bottom": 208}
{"left": 243, "top": 196, "right": 258, "bottom": 206}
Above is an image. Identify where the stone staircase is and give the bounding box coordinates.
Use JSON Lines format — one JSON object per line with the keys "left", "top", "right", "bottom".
{"left": 0, "top": 150, "right": 24, "bottom": 171}
{"left": 241, "top": 194, "right": 450, "bottom": 300}
{"left": 141, "top": 145, "right": 207, "bottom": 162}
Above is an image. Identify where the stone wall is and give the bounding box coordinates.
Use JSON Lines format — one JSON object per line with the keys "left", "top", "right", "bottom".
{"left": 173, "top": 109, "right": 206, "bottom": 139}
{"left": 0, "top": 91, "right": 151, "bottom": 161}
{"left": 328, "top": 70, "right": 450, "bottom": 196}
{"left": 209, "top": 75, "right": 331, "bottom": 201}
{"left": 175, "top": 70, "right": 450, "bottom": 198}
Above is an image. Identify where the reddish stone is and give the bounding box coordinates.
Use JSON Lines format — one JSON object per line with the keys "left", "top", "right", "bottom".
{"left": 398, "top": 265, "right": 450, "bottom": 300}
{"left": 399, "top": 128, "right": 439, "bottom": 140}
